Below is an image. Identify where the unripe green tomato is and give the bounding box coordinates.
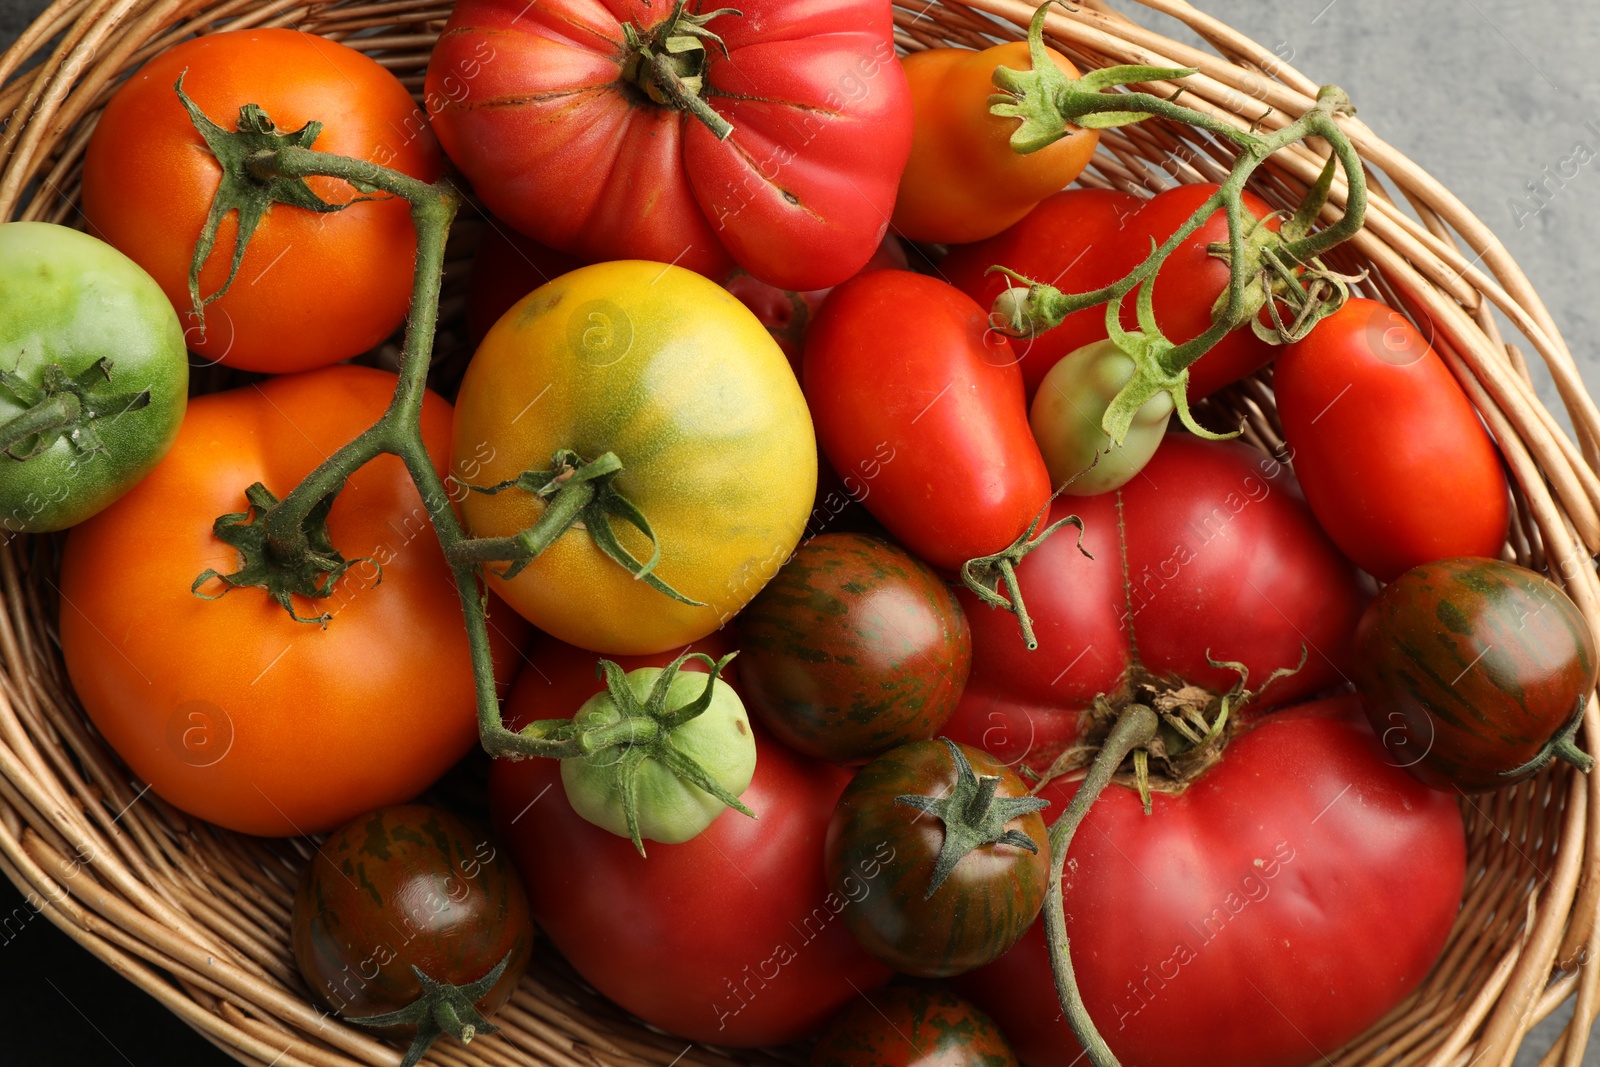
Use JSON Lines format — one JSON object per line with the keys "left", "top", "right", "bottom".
{"left": 1030, "top": 339, "right": 1171, "bottom": 495}
{"left": 561, "top": 666, "right": 757, "bottom": 845}
{"left": 0, "top": 222, "right": 187, "bottom": 532}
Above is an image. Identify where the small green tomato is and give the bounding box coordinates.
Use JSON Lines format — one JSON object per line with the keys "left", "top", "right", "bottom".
{"left": 560, "top": 653, "right": 757, "bottom": 853}
{"left": 1030, "top": 339, "right": 1172, "bottom": 495}
{"left": 0, "top": 222, "right": 188, "bottom": 532}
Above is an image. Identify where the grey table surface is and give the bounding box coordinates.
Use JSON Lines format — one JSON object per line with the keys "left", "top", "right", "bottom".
{"left": 0, "top": 0, "right": 1598, "bottom": 1064}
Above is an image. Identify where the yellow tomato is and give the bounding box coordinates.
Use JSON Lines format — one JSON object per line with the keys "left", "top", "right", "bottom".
{"left": 892, "top": 42, "right": 1099, "bottom": 244}
{"left": 454, "top": 261, "right": 817, "bottom": 655}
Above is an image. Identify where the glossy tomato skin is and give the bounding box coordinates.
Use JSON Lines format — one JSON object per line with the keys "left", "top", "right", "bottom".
{"left": 826, "top": 741, "right": 1048, "bottom": 977}
{"left": 1354, "top": 557, "right": 1598, "bottom": 792}
{"left": 735, "top": 534, "right": 971, "bottom": 763}
{"left": 943, "top": 184, "right": 1279, "bottom": 401}
{"left": 293, "top": 805, "right": 533, "bottom": 1023}
{"left": 59, "top": 366, "right": 525, "bottom": 836}
{"left": 893, "top": 43, "right": 1098, "bottom": 244}
{"left": 957, "top": 697, "right": 1465, "bottom": 1067}
{"left": 1274, "top": 298, "right": 1510, "bottom": 581}
{"left": 427, "top": 0, "right": 911, "bottom": 291}
{"left": 812, "top": 985, "right": 1021, "bottom": 1067}
{"left": 491, "top": 635, "right": 892, "bottom": 1046}
{"left": 945, "top": 435, "right": 1367, "bottom": 772}
{"left": 804, "top": 270, "right": 1050, "bottom": 570}
{"left": 0, "top": 223, "right": 187, "bottom": 532}
{"left": 454, "top": 261, "right": 816, "bottom": 655}
{"left": 82, "top": 30, "right": 441, "bottom": 372}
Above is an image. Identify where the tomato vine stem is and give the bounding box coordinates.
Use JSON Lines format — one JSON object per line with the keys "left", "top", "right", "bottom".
{"left": 1041, "top": 704, "right": 1158, "bottom": 1067}
{"left": 988, "top": 1, "right": 1368, "bottom": 448}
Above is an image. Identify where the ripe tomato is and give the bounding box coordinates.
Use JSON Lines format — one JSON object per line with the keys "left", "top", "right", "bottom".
{"left": 945, "top": 435, "right": 1367, "bottom": 772}
{"left": 942, "top": 184, "right": 1280, "bottom": 402}
{"left": 826, "top": 739, "right": 1049, "bottom": 977}
{"left": 803, "top": 270, "right": 1050, "bottom": 572}
{"left": 1354, "top": 557, "right": 1597, "bottom": 791}
{"left": 426, "top": 0, "right": 912, "bottom": 291}
{"left": 454, "top": 261, "right": 816, "bottom": 655}
{"left": 490, "top": 635, "right": 891, "bottom": 1046}
{"left": 81, "top": 30, "right": 441, "bottom": 372}
{"left": 735, "top": 533, "right": 971, "bottom": 764}
{"left": 293, "top": 805, "right": 533, "bottom": 1065}
{"left": 1273, "top": 298, "right": 1510, "bottom": 581}
{"left": 894, "top": 43, "right": 1097, "bottom": 244}
{"left": 58, "top": 366, "right": 524, "bottom": 836}
{"left": 957, "top": 697, "right": 1466, "bottom": 1067}
{"left": 0, "top": 223, "right": 187, "bottom": 532}
{"left": 812, "top": 986, "right": 1021, "bottom": 1067}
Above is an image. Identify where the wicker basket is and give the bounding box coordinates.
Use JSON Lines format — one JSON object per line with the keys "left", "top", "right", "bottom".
{"left": 2, "top": 0, "right": 1599, "bottom": 1064}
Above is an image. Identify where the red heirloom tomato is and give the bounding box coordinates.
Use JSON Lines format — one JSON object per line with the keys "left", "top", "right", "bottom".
{"left": 944, "top": 435, "right": 1368, "bottom": 772}
{"left": 943, "top": 184, "right": 1280, "bottom": 402}
{"left": 426, "top": 0, "right": 913, "bottom": 291}
{"left": 803, "top": 270, "right": 1051, "bottom": 573}
{"left": 1273, "top": 298, "right": 1510, "bottom": 581}
{"left": 957, "top": 697, "right": 1466, "bottom": 1067}
{"left": 82, "top": 30, "right": 441, "bottom": 372}
{"left": 491, "top": 634, "right": 891, "bottom": 1046}
{"left": 812, "top": 986, "right": 1021, "bottom": 1067}
{"left": 58, "top": 366, "right": 524, "bottom": 836}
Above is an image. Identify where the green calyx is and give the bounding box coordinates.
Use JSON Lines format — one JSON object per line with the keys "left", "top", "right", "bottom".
{"left": 989, "top": 1, "right": 1198, "bottom": 154}
{"left": 174, "top": 72, "right": 379, "bottom": 337}
{"left": 191, "top": 481, "right": 373, "bottom": 626}
{"left": 894, "top": 739, "right": 1049, "bottom": 899}
{"left": 458, "top": 448, "right": 702, "bottom": 606}
{"left": 520, "top": 651, "right": 755, "bottom": 855}
{"left": 961, "top": 502, "right": 1090, "bottom": 652}
{"left": 620, "top": 0, "right": 741, "bottom": 141}
{"left": 346, "top": 950, "right": 512, "bottom": 1067}
{"left": 0, "top": 358, "right": 151, "bottom": 460}
{"left": 1502, "top": 702, "right": 1595, "bottom": 781}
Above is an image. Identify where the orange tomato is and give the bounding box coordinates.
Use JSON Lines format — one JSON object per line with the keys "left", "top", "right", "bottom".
{"left": 892, "top": 42, "right": 1098, "bottom": 244}
{"left": 82, "top": 30, "right": 441, "bottom": 372}
{"left": 58, "top": 366, "right": 524, "bottom": 837}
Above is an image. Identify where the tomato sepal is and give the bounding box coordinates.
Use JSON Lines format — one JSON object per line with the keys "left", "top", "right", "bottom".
{"left": 346, "top": 950, "right": 514, "bottom": 1067}
{"left": 619, "top": 0, "right": 741, "bottom": 141}
{"left": 0, "top": 358, "right": 151, "bottom": 460}
{"left": 1502, "top": 706, "right": 1595, "bottom": 781}
{"left": 174, "top": 73, "right": 380, "bottom": 337}
{"left": 894, "top": 738, "right": 1050, "bottom": 899}
{"left": 190, "top": 480, "right": 373, "bottom": 626}
{"left": 960, "top": 504, "right": 1089, "bottom": 652}
{"left": 454, "top": 448, "right": 703, "bottom": 606}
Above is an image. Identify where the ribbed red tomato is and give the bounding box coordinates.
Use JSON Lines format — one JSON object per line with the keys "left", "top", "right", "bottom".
{"left": 426, "top": 0, "right": 912, "bottom": 291}
{"left": 944, "top": 435, "right": 1368, "bottom": 772}
{"left": 957, "top": 697, "right": 1465, "bottom": 1067}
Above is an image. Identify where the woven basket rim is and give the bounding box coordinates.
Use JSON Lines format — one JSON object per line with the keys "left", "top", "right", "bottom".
{"left": 2, "top": 0, "right": 1600, "bottom": 1065}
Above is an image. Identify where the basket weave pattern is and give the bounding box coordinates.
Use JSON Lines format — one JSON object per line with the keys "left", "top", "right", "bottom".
{"left": 3, "top": 0, "right": 1600, "bottom": 1064}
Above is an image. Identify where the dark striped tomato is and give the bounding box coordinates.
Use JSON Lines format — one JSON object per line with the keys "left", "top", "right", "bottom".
{"left": 1353, "top": 557, "right": 1597, "bottom": 792}
{"left": 735, "top": 534, "right": 971, "bottom": 764}
{"left": 825, "top": 739, "right": 1049, "bottom": 977}
{"left": 292, "top": 805, "right": 533, "bottom": 1062}
{"left": 812, "top": 986, "right": 1020, "bottom": 1067}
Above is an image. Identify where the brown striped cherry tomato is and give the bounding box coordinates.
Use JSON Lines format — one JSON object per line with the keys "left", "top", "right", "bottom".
{"left": 292, "top": 805, "right": 533, "bottom": 1066}
{"left": 735, "top": 533, "right": 971, "bottom": 764}
{"left": 1354, "top": 557, "right": 1597, "bottom": 792}
{"left": 825, "top": 739, "right": 1049, "bottom": 977}
{"left": 812, "top": 985, "right": 1020, "bottom": 1067}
